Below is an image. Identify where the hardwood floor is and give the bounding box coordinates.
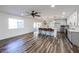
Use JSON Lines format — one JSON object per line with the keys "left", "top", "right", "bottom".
{"left": 0, "top": 32, "right": 79, "bottom": 53}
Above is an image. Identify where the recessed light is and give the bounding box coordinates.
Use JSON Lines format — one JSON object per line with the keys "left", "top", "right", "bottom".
{"left": 62, "top": 12, "right": 66, "bottom": 15}
{"left": 51, "top": 5, "right": 55, "bottom": 7}
{"left": 21, "top": 13, "right": 24, "bottom": 16}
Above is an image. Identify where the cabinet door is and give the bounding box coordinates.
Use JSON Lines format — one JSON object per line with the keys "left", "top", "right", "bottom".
{"left": 67, "top": 11, "right": 78, "bottom": 28}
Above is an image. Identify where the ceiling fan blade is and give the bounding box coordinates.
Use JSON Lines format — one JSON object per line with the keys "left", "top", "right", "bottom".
{"left": 35, "top": 15, "right": 40, "bottom": 17}
{"left": 34, "top": 12, "right": 38, "bottom": 14}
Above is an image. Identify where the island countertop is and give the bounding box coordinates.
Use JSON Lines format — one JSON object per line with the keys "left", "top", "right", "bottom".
{"left": 68, "top": 27, "right": 79, "bottom": 32}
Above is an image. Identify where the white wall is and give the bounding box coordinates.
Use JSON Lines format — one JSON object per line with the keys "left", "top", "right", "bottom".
{"left": 0, "top": 12, "right": 33, "bottom": 40}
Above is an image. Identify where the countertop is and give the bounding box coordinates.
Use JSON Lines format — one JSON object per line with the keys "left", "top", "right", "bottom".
{"left": 68, "top": 28, "right": 79, "bottom": 32}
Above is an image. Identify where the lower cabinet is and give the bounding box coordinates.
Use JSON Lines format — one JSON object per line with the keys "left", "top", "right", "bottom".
{"left": 68, "top": 31, "right": 79, "bottom": 46}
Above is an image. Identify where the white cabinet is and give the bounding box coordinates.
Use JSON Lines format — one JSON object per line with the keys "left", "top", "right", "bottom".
{"left": 67, "top": 11, "right": 78, "bottom": 28}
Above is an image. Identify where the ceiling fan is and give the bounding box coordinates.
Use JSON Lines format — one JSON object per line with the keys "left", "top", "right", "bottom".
{"left": 22, "top": 10, "right": 41, "bottom": 18}
{"left": 30, "top": 10, "right": 41, "bottom": 18}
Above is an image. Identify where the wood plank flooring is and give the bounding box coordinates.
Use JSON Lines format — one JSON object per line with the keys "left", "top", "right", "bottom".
{"left": 0, "top": 32, "right": 79, "bottom": 53}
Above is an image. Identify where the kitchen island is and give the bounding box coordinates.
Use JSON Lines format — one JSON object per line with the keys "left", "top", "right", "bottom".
{"left": 39, "top": 28, "right": 57, "bottom": 37}
{"left": 68, "top": 28, "right": 79, "bottom": 46}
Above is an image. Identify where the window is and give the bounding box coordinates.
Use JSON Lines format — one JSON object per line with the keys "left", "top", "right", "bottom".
{"left": 8, "top": 18, "right": 24, "bottom": 29}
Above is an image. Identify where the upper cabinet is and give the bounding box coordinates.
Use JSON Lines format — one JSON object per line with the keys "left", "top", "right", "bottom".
{"left": 67, "top": 10, "right": 78, "bottom": 28}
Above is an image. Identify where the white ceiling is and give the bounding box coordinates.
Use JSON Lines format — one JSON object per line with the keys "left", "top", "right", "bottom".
{"left": 0, "top": 5, "right": 79, "bottom": 19}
